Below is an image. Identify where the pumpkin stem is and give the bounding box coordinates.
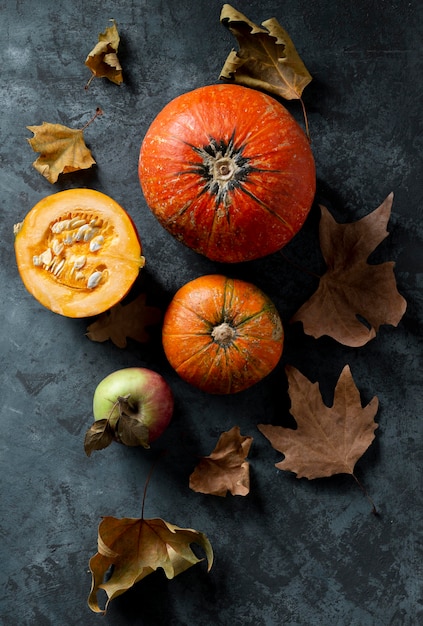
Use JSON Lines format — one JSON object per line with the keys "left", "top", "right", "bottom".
{"left": 211, "top": 321, "right": 236, "bottom": 346}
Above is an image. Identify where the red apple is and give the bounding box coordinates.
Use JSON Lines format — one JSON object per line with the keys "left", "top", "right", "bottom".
{"left": 86, "top": 367, "right": 174, "bottom": 454}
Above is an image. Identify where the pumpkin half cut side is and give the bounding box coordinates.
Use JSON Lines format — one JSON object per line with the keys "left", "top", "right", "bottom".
{"left": 139, "top": 83, "right": 316, "bottom": 263}
{"left": 162, "top": 274, "right": 284, "bottom": 394}
{"left": 14, "top": 189, "right": 145, "bottom": 318}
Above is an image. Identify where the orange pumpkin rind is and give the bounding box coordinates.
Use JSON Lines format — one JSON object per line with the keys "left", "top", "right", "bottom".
{"left": 139, "top": 83, "right": 316, "bottom": 263}
{"left": 162, "top": 274, "right": 284, "bottom": 394}
{"left": 14, "top": 189, "right": 144, "bottom": 318}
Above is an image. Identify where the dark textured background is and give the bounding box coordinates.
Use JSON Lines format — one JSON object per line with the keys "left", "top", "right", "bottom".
{"left": 1, "top": 1, "right": 422, "bottom": 624}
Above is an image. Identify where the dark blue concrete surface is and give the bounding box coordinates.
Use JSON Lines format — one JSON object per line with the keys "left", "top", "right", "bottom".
{"left": 1, "top": 1, "right": 422, "bottom": 624}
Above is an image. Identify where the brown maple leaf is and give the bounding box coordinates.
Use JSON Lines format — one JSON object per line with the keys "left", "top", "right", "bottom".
{"left": 88, "top": 516, "right": 213, "bottom": 614}
{"left": 86, "top": 293, "right": 162, "bottom": 348}
{"left": 258, "top": 364, "right": 379, "bottom": 482}
{"left": 291, "top": 193, "right": 407, "bottom": 347}
{"left": 85, "top": 19, "right": 123, "bottom": 86}
{"left": 27, "top": 110, "right": 101, "bottom": 183}
{"left": 189, "top": 426, "right": 253, "bottom": 497}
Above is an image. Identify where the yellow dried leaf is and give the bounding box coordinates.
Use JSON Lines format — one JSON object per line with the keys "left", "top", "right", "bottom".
{"left": 27, "top": 121, "right": 96, "bottom": 184}
{"left": 85, "top": 19, "right": 123, "bottom": 85}
{"left": 88, "top": 516, "right": 213, "bottom": 614}
{"left": 220, "top": 4, "right": 312, "bottom": 101}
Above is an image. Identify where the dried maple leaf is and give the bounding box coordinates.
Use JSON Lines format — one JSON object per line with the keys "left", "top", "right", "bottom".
{"left": 258, "top": 365, "right": 379, "bottom": 483}
{"left": 291, "top": 193, "right": 407, "bottom": 347}
{"left": 220, "top": 4, "right": 312, "bottom": 133}
{"left": 27, "top": 112, "right": 99, "bottom": 183}
{"left": 85, "top": 19, "right": 123, "bottom": 86}
{"left": 189, "top": 426, "right": 253, "bottom": 497}
{"left": 88, "top": 515, "right": 213, "bottom": 614}
{"left": 86, "top": 293, "right": 162, "bottom": 348}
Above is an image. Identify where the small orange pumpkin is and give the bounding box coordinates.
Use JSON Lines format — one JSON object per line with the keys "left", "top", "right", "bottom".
{"left": 139, "top": 83, "right": 315, "bottom": 263}
{"left": 14, "top": 188, "right": 144, "bottom": 318}
{"left": 162, "top": 274, "right": 284, "bottom": 394}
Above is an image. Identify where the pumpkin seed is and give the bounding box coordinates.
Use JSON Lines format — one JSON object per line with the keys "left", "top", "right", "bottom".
{"left": 87, "top": 270, "right": 103, "bottom": 289}
{"left": 75, "top": 224, "right": 91, "bottom": 241}
{"left": 73, "top": 255, "right": 86, "bottom": 270}
{"left": 39, "top": 249, "right": 53, "bottom": 266}
{"left": 84, "top": 227, "right": 99, "bottom": 242}
{"left": 89, "top": 235, "right": 104, "bottom": 252}
{"left": 53, "top": 258, "right": 65, "bottom": 276}
{"left": 52, "top": 239, "right": 64, "bottom": 255}
{"left": 49, "top": 257, "right": 59, "bottom": 272}
{"left": 68, "top": 217, "right": 87, "bottom": 230}
{"left": 32, "top": 255, "right": 42, "bottom": 266}
{"left": 51, "top": 219, "right": 70, "bottom": 233}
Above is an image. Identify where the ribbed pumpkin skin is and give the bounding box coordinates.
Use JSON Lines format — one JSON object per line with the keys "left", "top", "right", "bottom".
{"left": 162, "top": 275, "right": 284, "bottom": 394}
{"left": 139, "top": 84, "right": 315, "bottom": 263}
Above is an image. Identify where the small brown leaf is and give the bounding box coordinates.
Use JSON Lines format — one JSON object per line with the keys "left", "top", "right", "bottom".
{"left": 85, "top": 19, "right": 123, "bottom": 85}
{"left": 84, "top": 419, "right": 114, "bottom": 457}
{"left": 258, "top": 364, "right": 379, "bottom": 480}
{"left": 86, "top": 293, "right": 162, "bottom": 348}
{"left": 88, "top": 516, "right": 213, "bottom": 614}
{"left": 84, "top": 394, "right": 155, "bottom": 455}
{"left": 220, "top": 4, "right": 312, "bottom": 101}
{"left": 291, "top": 193, "right": 407, "bottom": 346}
{"left": 117, "top": 414, "right": 150, "bottom": 448}
{"left": 189, "top": 426, "right": 253, "bottom": 497}
{"left": 27, "top": 122, "right": 96, "bottom": 183}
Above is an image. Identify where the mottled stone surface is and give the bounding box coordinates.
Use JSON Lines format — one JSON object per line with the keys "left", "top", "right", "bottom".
{"left": 1, "top": 1, "right": 422, "bottom": 625}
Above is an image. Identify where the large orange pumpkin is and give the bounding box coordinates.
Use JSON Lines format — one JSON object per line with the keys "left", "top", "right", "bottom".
{"left": 162, "top": 274, "right": 284, "bottom": 394}
{"left": 14, "top": 189, "right": 144, "bottom": 318}
{"left": 139, "top": 83, "right": 315, "bottom": 263}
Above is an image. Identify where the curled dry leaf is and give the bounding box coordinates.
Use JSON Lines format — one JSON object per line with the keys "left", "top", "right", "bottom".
{"left": 189, "top": 426, "right": 253, "bottom": 497}
{"left": 85, "top": 19, "right": 123, "bottom": 86}
{"left": 220, "top": 4, "right": 312, "bottom": 101}
{"left": 84, "top": 419, "right": 114, "bottom": 456}
{"left": 258, "top": 364, "right": 379, "bottom": 481}
{"left": 27, "top": 119, "right": 97, "bottom": 183}
{"left": 88, "top": 516, "right": 213, "bottom": 614}
{"left": 291, "top": 193, "right": 407, "bottom": 346}
{"left": 84, "top": 394, "right": 151, "bottom": 456}
{"left": 86, "top": 293, "right": 162, "bottom": 348}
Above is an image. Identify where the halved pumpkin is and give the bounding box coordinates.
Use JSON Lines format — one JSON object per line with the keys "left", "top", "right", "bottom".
{"left": 14, "top": 188, "right": 144, "bottom": 318}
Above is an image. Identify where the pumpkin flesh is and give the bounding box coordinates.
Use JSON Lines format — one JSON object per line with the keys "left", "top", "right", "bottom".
{"left": 139, "top": 84, "right": 316, "bottom": 263}
{"left": 14, "top": 189, "right": 144, "bottom": 318}
{"left": 162, "top": 275, "right": 284, "bottom": 394}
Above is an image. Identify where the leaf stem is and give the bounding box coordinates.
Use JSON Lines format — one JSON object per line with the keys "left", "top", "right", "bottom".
{"left": 81, "top": 107, "right": 104, "bottom": 131}
{"left": 300, "top": 97, "right": 311, "bottom": 142}
{"left": 351, "top": 472, "right": 379, "bottom": 516}
{"left": 84, "top": 73, "right": 95, "bottom": 90}
{"left": 141, "top": 452, "right": 167, "bottom": 520}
